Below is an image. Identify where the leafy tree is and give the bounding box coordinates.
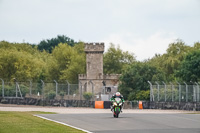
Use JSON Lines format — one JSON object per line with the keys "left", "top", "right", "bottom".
{"left": 147, "top": 40, "right": 192, "bottom": 81}
{"left": 38, "top": 35, "right": 76, "bottom": 53}
{"left": 119, "top": 62, "right": 165, "bottom": 100}
{"left": 176, "top": 50, "right": 200, "bottom": 82}
{"left": 103, "top": 43, "right": 136, "bottom": 74}
{"left": 193, "top": 42, "right": 200, "bottom": 49}
{"left": 52, "top": 43, "right": 86, "bottom": 83}
{"left": 0, "top": 41, "right": 46, "bottom": 81}
{"left": 128, "top": 90, "right": 150, "bottom": 101}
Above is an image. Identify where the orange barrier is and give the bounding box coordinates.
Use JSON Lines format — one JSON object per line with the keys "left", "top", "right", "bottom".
{"left": 139, "top": 101, "right": 143, "bottom": 109}
{"left": 95, "top": 101, "right": 104, "bottom": 109}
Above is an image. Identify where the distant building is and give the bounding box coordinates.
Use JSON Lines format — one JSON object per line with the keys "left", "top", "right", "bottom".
{"left": 78, "top": 43, "right": 120, "bottom": 97}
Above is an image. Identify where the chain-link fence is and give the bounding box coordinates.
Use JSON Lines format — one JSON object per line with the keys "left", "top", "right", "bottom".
{"left": 148, "top": 81, "right": 200, "bottom": 103}
{"left": 0, "top": 80, "right": 81, "bottom": 100}
{"left": 0, "top": 79, "right": 119, "bottom": 102}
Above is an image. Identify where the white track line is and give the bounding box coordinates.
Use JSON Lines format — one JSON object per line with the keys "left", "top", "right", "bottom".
{"left": 34, "top": 115, "right": 93, "bottom": 133}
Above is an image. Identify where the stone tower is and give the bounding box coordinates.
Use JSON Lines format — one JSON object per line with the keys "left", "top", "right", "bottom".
{"left": 79, "top": 43, "right": 120, "bottom": 98}
{"left": 85, "top": 43, "right": 104, "bottom": 79}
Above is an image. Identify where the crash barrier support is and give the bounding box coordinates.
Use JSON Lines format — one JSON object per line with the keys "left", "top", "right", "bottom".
{"left": 139, "top": 101, "right": 143, "bottom": 109}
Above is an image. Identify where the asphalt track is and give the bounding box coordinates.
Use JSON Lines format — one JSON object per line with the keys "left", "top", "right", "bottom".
{"left": 39, "top": 113, "right": 200, "bottom": 133}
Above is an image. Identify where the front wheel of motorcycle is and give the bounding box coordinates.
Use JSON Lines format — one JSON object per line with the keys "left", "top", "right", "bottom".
{"left": 116, "top": 113, "right": 119, "bottom": 118}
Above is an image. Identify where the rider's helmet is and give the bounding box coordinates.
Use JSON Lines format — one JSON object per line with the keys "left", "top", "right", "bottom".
{"left": 116, "top": 92, "right": 121, "bottom": 96}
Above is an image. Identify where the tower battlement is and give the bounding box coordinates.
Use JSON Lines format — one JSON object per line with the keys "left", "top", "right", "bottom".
{"left": 85, "top": 43, "right": 104, "bottom": 53}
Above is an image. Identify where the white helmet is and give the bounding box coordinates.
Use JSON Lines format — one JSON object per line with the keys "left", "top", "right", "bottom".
{"left": 116, "top": 92, "right": 121, "bottom": 96}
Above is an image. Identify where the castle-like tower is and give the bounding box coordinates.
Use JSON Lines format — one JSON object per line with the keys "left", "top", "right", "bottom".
{"left": 79, "top": 43, "right": 120, "bottom": 99}
{"left": 85, "top": 43, "right": 104, "bottom": 79}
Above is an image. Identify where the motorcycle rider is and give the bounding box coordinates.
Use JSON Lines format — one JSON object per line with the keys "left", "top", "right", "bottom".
{"left": 110, "top": 92, "right": 125, "bottom": 112}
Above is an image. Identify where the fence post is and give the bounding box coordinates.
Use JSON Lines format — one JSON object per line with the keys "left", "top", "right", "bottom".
{"left": 190, "top": 81, "right": 196, "bottom": 102}
{"left": 195, "top": 82, "right": 199, "bottom": 102}
{"left": 79, "top": 81, "right": 82, "bottom": 100}
{"left": 162, "top": 81, "right": 166, "bottom": 102}
{"left": 0, "top": 78, "right": 4, "bottom": 97}
{"left": 29, "top": 80, "right": 32, "bottom": 96}
{"left": 54, "top": 80, "right": 58, "bottom": 97}
{"left": 183, "top": 82, "right": 188, "bottom": 102}
{"left": 89, "top": 80, "right": 94, "bottom": 101}
{"left": 155, "top": 81, "right": 159, "bottom": 102}
{"left": 13, "top": 78, "right": 18, "bottom": 97}
{"left": 41, "top": 80, "right": 45, "bottom": 106}
{"left": 148, "top": 81, "right": 153, "bottom": 102}
{"left": 170, "top": 82, "right": 174, "bottom": 102}
{"left": 176, "top": 81, "right": 181, "bottom": 103}
{"left": 66, "top": 80, "right": 70, "bottom": 100}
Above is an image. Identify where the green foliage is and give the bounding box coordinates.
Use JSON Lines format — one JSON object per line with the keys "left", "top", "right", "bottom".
{"left": 0, "top": 83, "right": 29, "bottom": 97}
{"left": 0, "top": 41, "right": 46, "bottom": 81}
{"left": 147, "top": 40, "right": 192, "bottom": 81}
{"left": 0, "top": 84, "right": 15, "bottom": 97}
{"left": 37, "top": 35, "right": 76, "bottom": 53}
{"left": 54, "top": 42, "right": 86, "bottom": 83}
{"left": 83, "top": 92, "right": 93, "bottom": 101}
{"left": 1, "top": 38, "right": 200, "bottom": 101}
{"left": 103, "top": 43, "right": 136, "bottom": 74}
{"left": 119, "top": 62, "right": 165, "bottom": 100}
{"left": 0, "top": 40, "right": 85, "bottom": 83}
{"left": 19, "top": 84, "right": 29, "bottom": 97}
{"left": 46, "top": 90, "right": 56, "bottom": 99}
{"left": 59, "top": 91, "right": 65, "bottom": 98}
{"left": 128, "top": 90, "right": 150, "bottom": 101}
{"left": 176, "top": 49, "right": 200, "bottom": 82}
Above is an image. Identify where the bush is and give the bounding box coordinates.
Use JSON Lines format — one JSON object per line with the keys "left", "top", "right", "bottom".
{"left": 46, "top": 90, "right": 56, "bottom": 99}
{"left": 83, "top": 92, "right": 93, "bottom": 101}
{"left": 128, "top": 90, "right": 150, "bottom": 101}
{"left": 59, "top": 91, "right": 65, "bottom": 97}
{"left": 0, "top": 83, "right": 29, "bottom": 97}
{"left": 1, "top": 84, "right": 16, "bottom": 97}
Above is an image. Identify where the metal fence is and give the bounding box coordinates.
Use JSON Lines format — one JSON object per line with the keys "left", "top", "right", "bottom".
{"left": 148, "top": 81, "right": 200, "bottom": 103}
{"left": 0, "top": 79, "right": 83, "bottom": 100}
{"left": 0, "top": 79, "right": 119, "bottom": 102}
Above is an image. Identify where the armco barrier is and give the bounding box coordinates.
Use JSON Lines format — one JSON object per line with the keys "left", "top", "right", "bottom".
{"left": 104, "top": 101, "right": 111, "bottom": 109}
{"left": 94, "top": 101, "right": 111, "bottom": 109}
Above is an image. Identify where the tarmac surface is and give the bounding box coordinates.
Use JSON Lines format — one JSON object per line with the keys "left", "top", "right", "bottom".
{"left": 38, "top": 113, "right": 200, "bottom": 133}
{"left": 1, "top": 104, "right": 200, "bottom": 133}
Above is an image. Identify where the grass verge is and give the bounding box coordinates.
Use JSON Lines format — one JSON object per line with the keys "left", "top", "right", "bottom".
{"left": 0, "top": 111, "right": 85, "bottom": 133}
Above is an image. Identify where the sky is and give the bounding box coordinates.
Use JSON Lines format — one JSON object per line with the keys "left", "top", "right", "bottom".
{"left": 0, "top": 0, "right": 200, "bottom": 61}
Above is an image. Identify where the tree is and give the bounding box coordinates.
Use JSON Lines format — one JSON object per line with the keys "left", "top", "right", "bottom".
{"left": 176, "top": 50, "right": 200, "bottom": 82}
{"left": 119, "top": 62, "right": 165, "bottom": 100}
{"left": 147, "top": 40, "right": 192, "bottom": 81}
{"left": 0, "top": 41, "right": 46, "bottom": 81}
{"left": 52, "top": 43, "right": 86, "bottom": 83}
{"left": 103, "top": 43, "right": 136, "bottom": 74}
{"left": 37, "top": 35, "right": 76, "bottom": 53}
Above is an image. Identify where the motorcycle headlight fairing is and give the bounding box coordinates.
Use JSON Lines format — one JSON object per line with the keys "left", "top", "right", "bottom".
{"left": 113, "top": 102, "right": 117, "bottom": 106}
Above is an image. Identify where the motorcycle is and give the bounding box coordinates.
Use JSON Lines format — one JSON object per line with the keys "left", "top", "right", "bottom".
{"left": 111, "top": 98, "right": 123, "bottom": 118}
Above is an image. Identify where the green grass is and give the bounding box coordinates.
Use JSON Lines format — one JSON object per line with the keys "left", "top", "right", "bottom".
{"left": 0, "top": 111, "right": 85, "bottom": 133}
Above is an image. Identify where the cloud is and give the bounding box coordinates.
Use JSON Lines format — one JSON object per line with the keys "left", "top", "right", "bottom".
{"left": 103, "top": 31, "right": 177, "bottom": 61}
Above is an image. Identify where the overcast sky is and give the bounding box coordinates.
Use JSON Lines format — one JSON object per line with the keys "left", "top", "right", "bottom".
{"left": 0, "top": 0, "right": 200, "bottom": 61}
